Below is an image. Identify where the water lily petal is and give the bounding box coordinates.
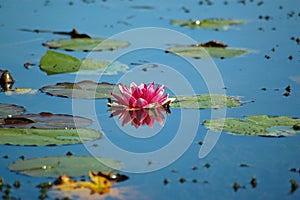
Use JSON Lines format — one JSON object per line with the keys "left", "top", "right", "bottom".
{"left": 110, "top": 92, "right": 128, "bottom": 106}
{"left": 132, "top": 98, "right": 148, "bottom": 108}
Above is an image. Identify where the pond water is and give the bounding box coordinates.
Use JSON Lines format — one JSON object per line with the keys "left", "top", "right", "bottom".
{"left": 1, "top": 0, "right": 300, "bottom": 199}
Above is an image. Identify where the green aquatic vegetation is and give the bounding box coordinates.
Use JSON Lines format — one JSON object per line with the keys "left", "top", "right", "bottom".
{"left": 0, "top": 128, "right": 102, "bottom": 146}
{"left": 0, "top": 112, "right": 101, "bottom": 145}
{"left": 204, "top": 115, "right": 300, "bottom": 137}
{"left": 171, "top": 18, "right": 245, "bottom": 30}
{"left": 166, "top": 45, "right": 248, "bottom": 59}
{"left": 43, "top": 38, "right": 130, "bottom": 51}
{"left": 170, "top": 94, "right": 242, "bottom": 109}
{"left": 9, "top": 156, "right": 121, "bottom": 177}
{"left": 40, "top": 50, "right": 128, "bottom": 75}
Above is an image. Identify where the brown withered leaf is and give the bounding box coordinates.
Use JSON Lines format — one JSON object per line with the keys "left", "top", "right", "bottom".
{"left": 53, "top": 171, "right": 129, "bottom": 195}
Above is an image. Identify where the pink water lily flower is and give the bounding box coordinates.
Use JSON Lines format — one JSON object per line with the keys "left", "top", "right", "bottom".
{"left": 108, "top": 82, "right": 172, "bottom": 110}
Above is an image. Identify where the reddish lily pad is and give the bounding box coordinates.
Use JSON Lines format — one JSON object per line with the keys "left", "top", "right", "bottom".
{"left": 40, "top": 81, "right": 115, "bottom": 99}
{"left": 0, "top": 103, "right": 26, "bottom": 118}
{"left": 9, "top": 156, "right": 121, "bottom": 177}
{"left": 0, "top": 112, "right": 92, "bottom": 129}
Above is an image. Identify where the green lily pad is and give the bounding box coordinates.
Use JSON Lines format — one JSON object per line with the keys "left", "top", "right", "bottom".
{"left": 40, "top": 80, "right": 115, "bottom": 99}
{"left": 0, "top": 103, "right": 25, "bottom": 118}
{"left": 0, "top": 128, "right": 102, "bottom": 146}
{"left": 171, "top": 18, "right": 245, "bottom": 30}
{"left": 0, "top": 112, "right": 92, "bottom": 129}
{"left": 40, "top": 50, "right": 128, "bottom": 75}
{"left": 204, "top": 115, "right": 300, "bottom": 137}
{"left": 9, "top": 156, "right": 121, "bottom": 177}
{"left": 43, "top": 38, "right": 130, "bottom": 51}
{"left": 166, "top": 45, "right": 248, "bottom": 59}
{"left": 170, "top": 94, "right": 242, "bottom": 109}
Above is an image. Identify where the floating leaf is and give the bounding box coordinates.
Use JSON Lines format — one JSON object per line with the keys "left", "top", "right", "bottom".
{"left": 53, "top": 171, "right": 128, "bottom": 195}
{"left": 4, "top": 88, "right": 38, "bottom": 95}
{"left": 0, "top": 112, "right": 92, "bottom": 129}
{"left": 166, "top": 45, "right": 248, "bottom": 59}
{"left": 40, "top": 50, "right": 128, "bottom": 75}
{"left": 0, "top": 103, "right": 25, "bottom": 118}
{"left": 40, "top": 80, "right": 115, "bottom": 99}
{"left": 204, "top": 115, "right": 300, "bottom": 137}
{"left": 43, "top": 38, "right": 130, "bottom": 51}
{"left": 0, "top": 128, "right": 102, "bottom": 146}
{"left": 170, "top": 94, "right": 242, "bottom": 109}
{"left": 171, "top": 18, "right": 245, "bottom": 30}
{"left": 9, "top": 156, "right": 121, "bottom": 177}
{"left": 53, "top": 172, "right": 112, "bottom": 195}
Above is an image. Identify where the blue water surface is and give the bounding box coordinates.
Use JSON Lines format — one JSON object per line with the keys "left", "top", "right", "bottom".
{"left": 1, "top": 0, "right": 300, "bottom": 199}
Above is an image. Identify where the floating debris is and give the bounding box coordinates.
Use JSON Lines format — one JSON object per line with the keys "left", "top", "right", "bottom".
{"left": 204, "top": 163, "right": 211, "bottom": 168}
{"left": 179, "top": 178, "right": 186, "bottom": 183}
{"left": 250, "top": 177, "right": 257, "bottom": 188}
{"left": 0, "top": 70, "right": 14, "bottom": 91}
{"left": 233, "top": 182, "right": 240, "bottom": 192}
{"left": 240, "top": 163, "right": 249, "bottom": 167}
{"left": 290, "top": 179, "right": 299, "bottom": 194}
{"left": 163, "top": 178, "right": 169, "bottom": 185}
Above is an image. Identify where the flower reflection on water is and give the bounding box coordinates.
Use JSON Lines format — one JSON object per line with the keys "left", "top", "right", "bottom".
{"left": 109, "top": 106, "right": 170, "bottom": 128}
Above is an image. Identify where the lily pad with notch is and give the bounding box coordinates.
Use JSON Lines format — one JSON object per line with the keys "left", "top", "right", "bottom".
{"left": 204, "top": 115, "right": 300, "bottom": 137}
{"left": 170, "top": 94, "right": 242, "bottom": 109}
{"left": 9, "top": 156, "right": 121, "bottom": 177}
{"left": 43, "top": 38, "right": 130, "bottom": 52}
{"left": 40, "top": 50, "right": 128, "bottom": 75}
{"left": 171, "top": 18, "right": 245, "bottom": 30}
{"left": 40, "top": 80, "right": 116, "bottom": 99}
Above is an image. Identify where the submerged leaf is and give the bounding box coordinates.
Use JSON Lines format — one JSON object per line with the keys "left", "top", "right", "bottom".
{"left": 0, "top": 112, "right": 92, "bottom": 129}
{"left": 0, "top": 128, "right": 102, "bottom": 146}
{"left": 170, "top": 94, "right": 242, "bottom": 109}
{"left": 40, "top": 80, "right": 115, "bottom": 99}
{"left": 171, "top": 18, "right": 245, "bottom": 30}
{"left": 40, "top": 50, "right": 128, "bottom": 75}
{"left": 9, "top": 156, "right": 121, "bottom": 177}
{"left": 204, "top": 115, "right": 300, "bottom": 137}
{"left": 0, "top": 103, "right": 25, "bottom": 118}
{"left": 166, "top": 45, "right": 248, "bottom": 59}
{"left": 43, "top": 38, "right": 130, "bottom": 51}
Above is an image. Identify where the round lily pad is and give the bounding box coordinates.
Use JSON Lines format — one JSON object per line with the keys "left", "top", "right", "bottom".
{"left": 43, "top": 38, "right": 130, "bottom": 51}
{"left": 0, "top": 128, "right": 102, "bottom": 146}
{"left": 0, "top": 103, "right": 25, "bottom": 118}
{"left": 40, "top": 80, "right": 115, "bottom": 99}
{"left": 170, "top": 94, "right": 242, "bottom": 109}
{"left": 9, "top": 156, "right": 121, "bottom": 177}
{"left": 204, "top": 115, "right": 300, "bottom": 137}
